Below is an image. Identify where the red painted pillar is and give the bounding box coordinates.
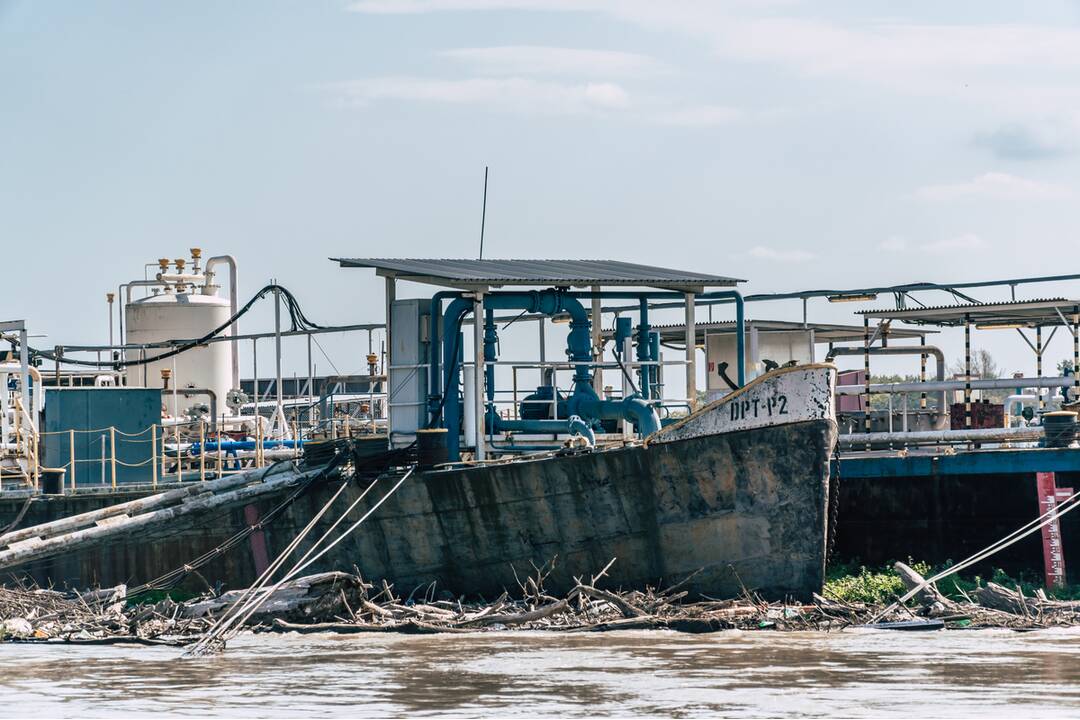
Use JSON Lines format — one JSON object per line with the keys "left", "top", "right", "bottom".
{"left": 1036, "top": 472, "right": 1071, "bottom": 589}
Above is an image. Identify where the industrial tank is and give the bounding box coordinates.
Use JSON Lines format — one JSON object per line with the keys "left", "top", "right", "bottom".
{"left": 126, "top": 286, "right": 232, "bottom": 419}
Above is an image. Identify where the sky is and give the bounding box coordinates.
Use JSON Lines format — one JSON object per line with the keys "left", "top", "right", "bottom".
{"left": 3, "top": 0, "right": 1080, "bottom": 388}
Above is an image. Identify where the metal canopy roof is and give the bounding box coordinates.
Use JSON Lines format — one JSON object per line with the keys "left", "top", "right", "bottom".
{"left": 601, "top": 320, "right": 933, "bottom": 344}
{"left": 331, "top": 258, "right": 742, "bottom": 290}
{"left": 857, "top": 298, "right": 1080, "bottom": 328}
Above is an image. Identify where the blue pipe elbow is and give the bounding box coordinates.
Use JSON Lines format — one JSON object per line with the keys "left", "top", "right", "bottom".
{"left": 567, "top": 415, "right": 595, "bottom": 446}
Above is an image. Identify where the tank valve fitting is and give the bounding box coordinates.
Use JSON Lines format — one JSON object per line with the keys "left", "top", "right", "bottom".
{"left": 160, "top": 367, "right": 172, "bottom": 390}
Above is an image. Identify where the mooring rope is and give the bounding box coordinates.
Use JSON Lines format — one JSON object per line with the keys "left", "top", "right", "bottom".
{"left": 868, "top": 488, "right": 1080, "bottom": 623}
{"left": 183, "top": 474, "right": 361, "bottom": 657}
{"left": 185, "top": 464, "right": 416, "bottom": 657}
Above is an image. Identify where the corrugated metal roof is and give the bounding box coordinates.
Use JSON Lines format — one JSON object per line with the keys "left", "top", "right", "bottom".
{"left": 331, "top": 258, "right": 742, "bottom": 288}
{"left": 857, "top": 298, "right": 1080, "bottom": 327}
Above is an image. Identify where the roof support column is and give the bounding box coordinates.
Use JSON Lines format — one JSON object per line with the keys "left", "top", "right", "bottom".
{"left": 1037, "top": 326, "right": 1044, "bottom": 411}
{"left": 591, "top": 286, "right": 603, "bottom": 394}
{"left": 863, "top": 315, "right": 871, "bottom": 451}
{"left": 685, "top": 292, "right": 696, "bottom": 411}
{"left": 473, "top": 292, "right": 486, "bottom": 461}
{"left": 384, "top": 276, "right": 395, "bottom": 449}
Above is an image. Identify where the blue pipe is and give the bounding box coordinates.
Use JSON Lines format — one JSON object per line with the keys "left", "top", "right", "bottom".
{"left": 441, "top": 289, "right": 660, "bottom": 460}
{"left": 636, "top": 298, "right": 651, "bottom": 399}
{"left": 190, "top": 439, "right": 304, "bottom": 455}
{"left": 648, "top": 330, "right": 661, "bottom": 398}
{"left": 567, "top": 415, "right": 595, "bottom": 445}
{"left": 428, "top": 291, "right": 463, "bottom": 424}
{"left": 484, "top": 307, "right": 497, "bottom": 404}
{"left": 562, "top": 289, "right": 745, "bottom": 387}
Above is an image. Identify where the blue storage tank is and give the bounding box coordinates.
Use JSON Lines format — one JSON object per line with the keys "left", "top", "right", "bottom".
{"left": 43, "top": 388, "right": 160, "bottom": 487}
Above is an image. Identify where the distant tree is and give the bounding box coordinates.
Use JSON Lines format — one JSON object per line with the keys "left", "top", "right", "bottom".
{"left": 949, "top": 349, "right": 1001, "bottom": 380}
{"left": 949, "top": 349, "right": 1008, "bottom": 403}
{"left": 867, "top": 374, "right": 923, "bottom": 410}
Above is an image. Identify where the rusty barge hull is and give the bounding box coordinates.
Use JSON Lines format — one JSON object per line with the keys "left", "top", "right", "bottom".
{"left": 320, "top": 417, "right": 837, "bottom": 600}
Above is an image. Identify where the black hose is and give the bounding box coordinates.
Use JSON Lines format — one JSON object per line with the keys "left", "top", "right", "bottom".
{"left": 33, "top": 284, "right": 322, "bottom": 369}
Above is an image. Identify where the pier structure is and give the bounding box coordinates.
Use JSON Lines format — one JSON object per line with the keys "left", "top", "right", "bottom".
{"left": 332, "top": 258, "right": 745, "bottom": 461}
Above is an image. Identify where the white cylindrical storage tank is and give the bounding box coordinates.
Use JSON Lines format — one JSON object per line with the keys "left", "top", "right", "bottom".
{"left": 126, "top": 292, "right": 232, "bottom": 419}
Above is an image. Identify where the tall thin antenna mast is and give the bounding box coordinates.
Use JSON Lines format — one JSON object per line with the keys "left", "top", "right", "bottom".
{"left": 478, "top": 165, "right": 489, "bottom": 260}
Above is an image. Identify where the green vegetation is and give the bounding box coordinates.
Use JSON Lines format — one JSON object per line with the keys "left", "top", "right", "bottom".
{"left": 823, "top": 560, "right": 1080, "bottom": 604}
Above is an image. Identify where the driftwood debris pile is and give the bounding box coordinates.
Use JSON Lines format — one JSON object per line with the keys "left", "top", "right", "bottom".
{"left": 6, "top": 560, "right": 1080, "bottom": 645}
{"left": 0, "top": 583, "right": 213, "bottom": 645}
{"left": 0, "top": 571, "right": 365, "bottom": 645}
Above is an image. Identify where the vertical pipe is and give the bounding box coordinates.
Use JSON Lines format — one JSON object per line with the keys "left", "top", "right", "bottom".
{"left": 307, "top": 332, "right": 314, "bottom": 421}
{"left": 685, "top": 292, "right": 696, "bottom": 410}
{"left": 538, "top": 316, "right": 546, "bottom": 392}
{"left": 733, "top": 292, "right": 745, "bottom": 387}
{"left": 1037, "top": 325, "right": 1045, "bottom": 411}
{"left": 217, "top": 418, "right": 224, "bottom": 475}
{"left": 18, "top": 328, "right": 29, "bottom": 454}
{"left": 175, "top": 423, "right": 183, "bottom": 483}
{"left": 252, "top": 338, "right": 258, "bottom": 404}
{"left": 637, "top": 298, "right": 650, "bottom": 399}
{"left": 199, "top": 421, "right": 206, "bottom": 482}
{"left": 100, "top": 434, "right": 105, "bottom": 485}
{"left": 151, "top": 424, "right": 157, "bottom": 488}
{"left": 964, "top": 315, "right": 972, "bottom": 430}
{"left": 274, "top": 286, "right": 283, "bottom": 426}
{"left": 484, "top": 308, "right": 497, "bottom": 404}
{"left": 109, "top": 427, "right": 116, "bottom": 489}
{"left": 70, "top": 429, "right": 76, "bottom": 492}
{"left": 863, "top": 316, "right": 871, "bottom": 450}
{"left": 473, "top": 294, "right": 486, "bottom": 461}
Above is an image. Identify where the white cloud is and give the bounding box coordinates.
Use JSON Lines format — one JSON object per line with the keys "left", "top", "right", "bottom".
{"left": 919, "top": 233, "right": 985, "bottom": 256}
{"left": 328, "top": 76, "right": 630, "bottom": 114}
{"left": 442, "top": 46, "right": 664, "bottom": 77}
{"left": 746, "top": 245, "right": 815, "bottom": 263}
{"left": 652, "top": 105, "right": 743, "bottom": 127}
{"left": 916, "top": 172, "right": 1071, "bottom": 201}
{"left": 350, "top": 1, "right": 1080, "bottom": 115}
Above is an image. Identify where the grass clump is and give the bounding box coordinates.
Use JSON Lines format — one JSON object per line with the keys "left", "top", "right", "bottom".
{"left": 824, "top": 561, "right": 931, "bottom": 604}
{"left": 825, "top": 560, "right": 1080, "bottom": 604}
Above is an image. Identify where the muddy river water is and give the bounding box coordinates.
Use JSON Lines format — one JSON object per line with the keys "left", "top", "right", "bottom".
{"left": 3, "top": 628, "right": 1080, "bottom": 717}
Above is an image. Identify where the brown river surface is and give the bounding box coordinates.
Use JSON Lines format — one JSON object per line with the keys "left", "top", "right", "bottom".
{"left": 3, "top": 628, "right": 1080, "bottom": 717}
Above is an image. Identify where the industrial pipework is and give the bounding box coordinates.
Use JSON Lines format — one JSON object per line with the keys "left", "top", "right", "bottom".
{"left": 434, "top": 289, "right": 661, "bottom": 460}
{"left": 825, "top": 343, "right": 949, "bottom": 430}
